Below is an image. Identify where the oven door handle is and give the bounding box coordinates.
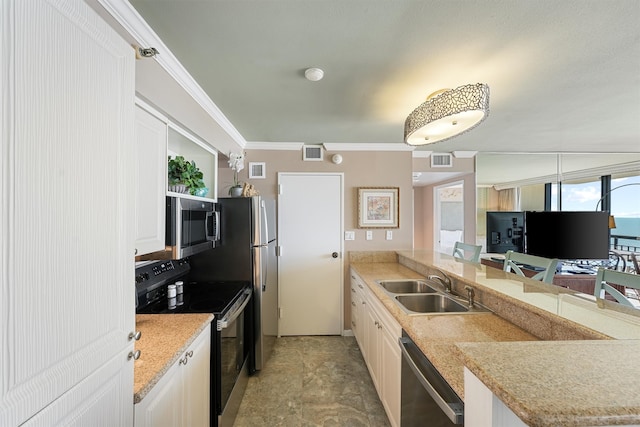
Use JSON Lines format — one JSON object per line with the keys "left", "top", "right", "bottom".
{"left": 217, "top": 290, "right": 251, "bottom": 331}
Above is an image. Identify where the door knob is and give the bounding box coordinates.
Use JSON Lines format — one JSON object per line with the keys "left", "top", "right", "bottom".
{"left": 332, "top": 252, "right": 338, "bottom": 258}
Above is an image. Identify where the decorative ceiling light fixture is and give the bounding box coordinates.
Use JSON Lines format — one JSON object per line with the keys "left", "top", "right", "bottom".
{"left": 404, "top": 83, "right": 490, "bottom": 145}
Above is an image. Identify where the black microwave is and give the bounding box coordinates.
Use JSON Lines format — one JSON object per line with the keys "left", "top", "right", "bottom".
{"left": 165, "top": 196, "right": 220, "bottom": 258}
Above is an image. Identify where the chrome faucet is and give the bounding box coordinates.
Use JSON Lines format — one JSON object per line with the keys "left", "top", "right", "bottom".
{"left": 427, "top": 270, "right": 452, "bottom": 293}
{"left": 464, "top": 285, "right": 475, "bottom": 308}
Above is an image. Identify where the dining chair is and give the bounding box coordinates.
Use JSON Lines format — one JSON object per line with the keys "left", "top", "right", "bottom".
{"left": 503, "top": 250, "right": 559, "bottom": 284}
{"left": 630, "top": 253, "right": 640, "bottom": 275}
{"left": 594, "top": 268, "right": 640, "bottom": 307}
{"left": 452, "top": 241, "right": 482, "bottom": 263}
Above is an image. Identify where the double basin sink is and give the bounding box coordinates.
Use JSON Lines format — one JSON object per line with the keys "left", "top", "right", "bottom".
{"left": 375, "top": 279, "right": 491, "bottom": 315}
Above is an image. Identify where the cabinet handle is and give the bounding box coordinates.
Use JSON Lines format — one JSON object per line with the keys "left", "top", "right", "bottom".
{"left": 128, "top": 331, "right": 142, "bottom": 341}
{"left": 351, "top": 288, "right": 356, "bottom": 293}
{"left": 135, "top": 248, "right": 138, "bottom": 255}
{"left": 179, "top": 350, "right": 194, "bottom": 366}
{"left": 128, "top": 350, "right": 141, "bottom": 361}
{"left": 358, "top": 284, "right": 363, "bottom": 289}
{"left": 351, "top": 302, "right": 356, "bottom": 306}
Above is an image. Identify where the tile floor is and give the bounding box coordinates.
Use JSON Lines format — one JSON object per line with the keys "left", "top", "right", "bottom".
{"left": 233, "top": 336, "right": 391, "bottom": 427}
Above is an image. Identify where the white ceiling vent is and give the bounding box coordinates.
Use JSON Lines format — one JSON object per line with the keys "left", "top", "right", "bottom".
{"left": 431, "top": 153, "right": 453, "bottom": 168}
{"left": 249, "top": 162, "right": 266, "bottom": 179}
{"left": 303, "top": 145, "right": 323, "bottom": 161}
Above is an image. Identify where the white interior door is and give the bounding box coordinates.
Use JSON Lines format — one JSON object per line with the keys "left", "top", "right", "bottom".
{"left": 278, "top": 173, "right": 343, "bottom": 336}
{"left": 434, "top": 181, "right": 464, "bottom": 254}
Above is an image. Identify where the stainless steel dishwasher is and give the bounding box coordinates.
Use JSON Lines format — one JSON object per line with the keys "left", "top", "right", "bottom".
{"left": 399, "top": 332, "right": 464, "bottom": 426}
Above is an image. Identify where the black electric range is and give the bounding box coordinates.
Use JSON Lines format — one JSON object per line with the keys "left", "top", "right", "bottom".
{"left": 135, "top": 258, "right": 254, "bottom": 427}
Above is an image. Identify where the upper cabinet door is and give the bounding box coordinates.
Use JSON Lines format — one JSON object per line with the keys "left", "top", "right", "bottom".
{"left": 135, "top": 103, "right": 167, "bottom": 256}
{"left": 1, "top": 0, "right": 135, "bottom": 425}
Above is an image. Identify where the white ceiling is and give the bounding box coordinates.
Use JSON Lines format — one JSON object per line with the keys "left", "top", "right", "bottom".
{"left": 126, "top": 0, "right": 640, "bottom": 184}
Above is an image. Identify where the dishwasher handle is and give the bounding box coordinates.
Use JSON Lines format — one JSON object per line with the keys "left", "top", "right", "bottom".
{"left": 399, "top": 337, "right": 464, "bottom": 424}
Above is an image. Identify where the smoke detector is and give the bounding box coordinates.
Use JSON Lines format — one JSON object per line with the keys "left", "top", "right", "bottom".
{"left": 305, "top": 68, "right": 324, "bottom": 82}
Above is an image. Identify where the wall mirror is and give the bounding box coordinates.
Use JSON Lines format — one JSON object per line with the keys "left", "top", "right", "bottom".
{"left": 474, "top": 152, "right": 640, "bottom": 333}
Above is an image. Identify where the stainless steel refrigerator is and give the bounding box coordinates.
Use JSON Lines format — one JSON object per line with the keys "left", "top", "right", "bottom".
{"left": 190, "top": 196, "right": 278, "bottom": 371}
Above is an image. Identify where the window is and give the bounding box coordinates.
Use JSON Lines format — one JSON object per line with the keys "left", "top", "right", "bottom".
{"left": 609, "top": 174, "right": 640, "bottom": 253}
{"left": 551, "top": 178, "right": 602, "bottom": 211}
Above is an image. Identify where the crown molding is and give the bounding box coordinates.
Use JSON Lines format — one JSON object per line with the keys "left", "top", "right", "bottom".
{"left": 323, "top": 143, "right": 414, "bottom": 152}
{"left": 453, "top": 151, "right": 478, "bottom": 158}
{"left": 245, "top": 142, "right": 305, "bottom": 151}
{"left": 412, "top": 151, "right": 433, "bottom": 158}
{"left": 244, "top": 142, "right": 416, "bottom": 152}
{"left": 97, "top": 0, "right": 247, "bottom": 148}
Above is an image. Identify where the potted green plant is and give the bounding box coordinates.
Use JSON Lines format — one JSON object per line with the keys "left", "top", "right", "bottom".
{"left": 168, "top": 155, "right": 206, "bottom": 196}
{"left": 227, "top": 151, "right": 245, "bottom": 196}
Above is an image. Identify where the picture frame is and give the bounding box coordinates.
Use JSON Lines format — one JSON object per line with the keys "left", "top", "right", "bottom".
{"left": 357, "top": 187, "right": 399, "bottom": 228}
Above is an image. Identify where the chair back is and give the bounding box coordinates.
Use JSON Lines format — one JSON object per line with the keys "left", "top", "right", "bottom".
{"left": 452, "top": 241, "right": 482, "bottom": 263}
{"left": 503, "top": 250, "right": 558, "bottom": 284}
{"left": 594, "top": 268, "right": 640, "bottom": 307}
{"left": 631, "top": 253, "right": 640, "bottom": 275}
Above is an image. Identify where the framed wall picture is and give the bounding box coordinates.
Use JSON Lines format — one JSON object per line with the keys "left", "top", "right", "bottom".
{"left": 357, "top": 187, "right": 399, "bottom": 228}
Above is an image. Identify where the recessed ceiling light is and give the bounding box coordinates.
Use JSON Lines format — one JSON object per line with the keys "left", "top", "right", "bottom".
{"left": 305, "top": 68, "right": 324, "bottom": 82}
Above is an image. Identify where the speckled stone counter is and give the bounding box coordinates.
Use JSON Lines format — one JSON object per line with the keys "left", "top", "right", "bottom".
{"left": 457, "top": 340, "right": 640, "bottom": 427}
{"left": 349, "top": 250, "right": 640, "bottom": 426}
{"left": 134, "top": 313, "right": 214, "bottom": 403}
{"left": 349, "top": 259, "right": 538, "bottom": 399}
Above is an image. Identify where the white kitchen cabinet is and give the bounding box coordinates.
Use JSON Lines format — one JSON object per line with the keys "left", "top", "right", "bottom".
{"left": 350, "top": 272, "right": 366, "bottom": 354}
{"left": 135, "top": 324, "right": 211, "bottom": 427}
{"left": 135, "top": 102, "right": 168, "bottom": 256}
{"left": 351, "top": 269, "right": 402, "bottom": 427}
{"left": 464, "top": 368, "right": 527, "bottom": 427}
{"left": 1, "top": 0, "right": 136, "bottom": 425}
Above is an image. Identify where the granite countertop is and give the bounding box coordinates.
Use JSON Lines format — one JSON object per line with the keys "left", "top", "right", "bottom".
{"left": 349, "top": 260, "right": 538, "bottom": 399}
{"left": 457, "top": 340, "right": 640, "bottom": 427}
{"left": 133, "top": 313, "right": 214, "bottom": 403}
{"left": 350, "top": 251, "right": 640, "bottom": 426}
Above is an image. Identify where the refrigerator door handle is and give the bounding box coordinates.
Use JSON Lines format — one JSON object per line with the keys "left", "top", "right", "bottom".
{"left": 262, "top": 244, "right": 268, "bottom": 292}
{"left": 261, "top": 200, "right": 269, "bottom": 245}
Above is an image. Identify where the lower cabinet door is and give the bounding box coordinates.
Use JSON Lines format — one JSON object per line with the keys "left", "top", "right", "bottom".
{"left": 380, "top": 324, "right": 401, "bottom": 427}
{"left": 22, "top": 349, "right": 135, "bottom": 427}
{"left": 134, "top": 324, "right": 211, "bottom": 427}
{"left": 134, "top": 361, "right": 183, "bottom": 427}
{"left": 182, "top": 326, "right": 211, "bottom": 427}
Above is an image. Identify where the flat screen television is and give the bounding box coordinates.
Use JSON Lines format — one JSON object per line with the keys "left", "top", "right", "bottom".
{"left": 524, "top": 211, "right": 609, "bottom": 260}
{"left": 486, "top": 211, "right": 524, "bottom": 253}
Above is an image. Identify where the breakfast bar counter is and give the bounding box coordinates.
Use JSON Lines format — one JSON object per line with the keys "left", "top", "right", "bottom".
{"left": 349, "top": 250, "right": 640, "bottom": 426}
{"left": 457, "top": 340, "right": 640, "bottom": 427}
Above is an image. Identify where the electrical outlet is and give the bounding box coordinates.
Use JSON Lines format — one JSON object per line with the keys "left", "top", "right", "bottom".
{"left": 386, "top": 230, "right": 393, "bottom": 240}
{"left": 344, "top": 231, "right": 355, "bottom": 241}
{"left": 366, "top": 230, "right": 373, "bottom": 240}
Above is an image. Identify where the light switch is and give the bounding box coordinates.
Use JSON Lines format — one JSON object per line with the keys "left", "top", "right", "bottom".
{"left": 366, "top": 230, "right": 373, "bottom": 240}
{"left": 386, "top": 230, "right": 393, "bottom": 240}
{"left": 344, "top": 231, "right": 355, "bottom": 241}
